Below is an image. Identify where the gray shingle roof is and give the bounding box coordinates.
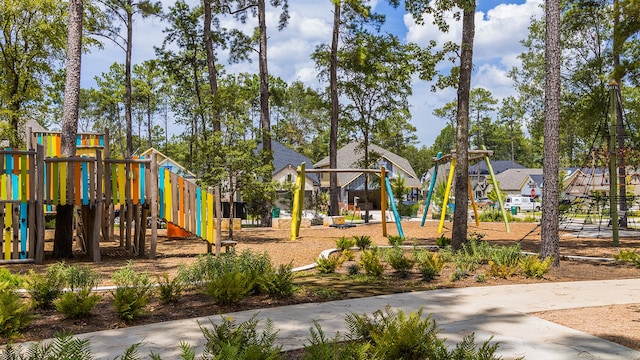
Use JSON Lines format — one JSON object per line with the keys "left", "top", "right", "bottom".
{"left": 314, "top": 141, "right": 420, "bottom": 188}
{"left": 258, "top": 141, "right": 319, "bottom": 185}
{"left": 495, "top": 168, "right": 543, "bottom": 191}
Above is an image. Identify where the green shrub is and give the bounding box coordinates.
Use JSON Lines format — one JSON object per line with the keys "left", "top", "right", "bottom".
{"left": 53, "top": 264, "right": 101, "bottom": 319}
{"left": 311, "top": 288, "right": 342, "bottom": 300}
{"left": 259, "top": 263, "right": 296, "bottom": 298}
{"left": 520, "top": 255, "right": 554, "bottom": 278}
{"left": 474, "top": 273, "right": 487, "bottom": 283}
{"left": 335, "top": 236, "right": 355, "bottom": 250}
{"left": 315, "top": 254, "right": 343, "bottom": 274}
{"left": 0, "top": 268, "right": 23, "bottom": 289}
{"left": 360, "top": 247, "right": 384, "bottom": 277}
{"left": 204, "top": 271, "right": 252, "bottom": 305}
{"left": 340, "top": 248, "right": 356, "bottom": 261}
{"left": 303, "top": 321, "right": 373, "bottom": 360}
{"left": 614, "top": 249, "right": 640, "bottom": 264}
{"left": 478, "top": 209, "right": 514, "bottom": 222}
{"left": 488, "top": 260, "right": 519, "bottom": 278}
{"left": 54, "top": 289, "right": 101, "bottom": 319}
{"left": 449, "top": 268, "right": 468, "bottom": 282}
{"left": 353, "top": 235, "right": 372, "bottom": 250}
{"left": 348, "top": 263, "right": 360, "bottom": 276}
{"left": 200, "top": 314, "right": 281, "bottom": 359}
{"left": 157, "top": 272, "right": 184, "bottom": 304}
{"left": 0, "top": 332, "right": 92, "bottom": 359}
{"left": 415, "top": 251, "right": 445, "bottom": 281}
{"left": 25, "top": 263, "right": 66, "bottom": 309}
{"left": 435, "top": 234, "right": 451, "bottom": 247}
{"left": 384, "top": 247, "right": 414, "bottom": 278}
{"left": 0, "top": 282, "right": 33, "bottom": 338}
{"left": 387, "top": 235, "right": 405, "bottom": 247}
{"left": 111, "top": 262, "right": 154, "bottom": 322}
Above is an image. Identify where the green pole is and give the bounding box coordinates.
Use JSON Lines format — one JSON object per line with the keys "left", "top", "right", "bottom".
{"left": 483, "top": 146, "right": 509, "bottom": 232}
{"left": 609, "top": 82, "right": 619, "bottom": 246}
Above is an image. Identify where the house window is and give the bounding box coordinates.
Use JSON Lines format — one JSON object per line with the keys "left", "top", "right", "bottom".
{"left": 287, "top": 174, "right": 292, "bottom": 182}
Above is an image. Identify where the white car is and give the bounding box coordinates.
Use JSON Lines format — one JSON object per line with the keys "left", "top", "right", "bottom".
{"left": 505, "top": 196, "right": 540, "bottom": 212}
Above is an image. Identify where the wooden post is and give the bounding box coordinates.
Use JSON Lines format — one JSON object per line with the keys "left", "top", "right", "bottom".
{"left": 149, "top": 153, "right": 158, "bottom": 259}
{"left": 35, "top": 145, "right": 45, "bottom": 264}
{"left": 125, "top": 162, "right": 132, "bottom": 251}
{"left": 381, "top": 166, "right": 387, "bottom": 237}
{"left": 92, "top": 152, "right": 102, "bottom": 262}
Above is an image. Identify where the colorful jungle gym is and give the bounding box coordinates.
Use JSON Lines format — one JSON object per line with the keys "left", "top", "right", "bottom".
{"left": 0, "top": 129, "right": 218, "bottom": 264}
{"left": 421, "top": 148, "right": 510, "bottom": 233}
{"left": 289, "top": 162, "right": 405, "bottom": 241}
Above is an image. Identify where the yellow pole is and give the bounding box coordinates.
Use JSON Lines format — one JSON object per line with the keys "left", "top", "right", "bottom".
{"left": 468, "top": 176, "right": 480, "bottom": 226}
{"left": 290, "top": 163, "right": 305, "bottom": 241}
{"left": 483, "top": 146, "right": 510, "bottom": 232}
{"left": 438, "top": 158, "right": 456, "bottom": 233}
{"left": 380, "top": 166, "right": 387, "bottom": 237}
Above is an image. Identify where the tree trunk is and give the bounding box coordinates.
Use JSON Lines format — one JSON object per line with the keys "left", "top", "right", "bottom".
{"left": 125, "top": 0, "right": 133, "bottom": 158}
{"left": 451, "top": 2, "right": 475, "bottom": 252}
{"left": 541, "top": 0, "right": 561, "bottom": 266}
{"left": 329, "top": 2, "right": 340, "bottom": 216}
{"left": 203, "top": 0, "right": 223, "bottom": 254}
{"left": 53, "top": 0, "right": 83, "bottom": 259}
{"left": 258, "top": 0, "right": 273, "bottom": 226}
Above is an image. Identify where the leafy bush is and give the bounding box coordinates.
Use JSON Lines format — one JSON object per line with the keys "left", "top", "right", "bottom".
{"left": 474, "top": 273, "right": 487, "bottom": 283}
{"left": 520, "top": 255, "right": 554, "bottom": 278}
{"left": 415, "top": 251, "right": 446, "bottom": 281}
{"left": 25, "top": 263, "right": 66, "bottom": 309}
{"left": 360, "top": 247, "right": 384, "bottom": 277}
{"left": 478, "top": 209, "right": 514, "bottom": 222}
{"left": 335, "top": 236, "right": 355, "bottom": 250}
{"left": 340, "top": 248, "right": 356, "bottom": 261}
{"left": 55, "top": 289, "right": 102, "bottom": 319}
{"left": 0, "top": 332, "right": 92, "bottom": 359}
{"left": 348, "top": 263, "right": 360, "bottom": 276}
{"left": 304, "top": 321, "right": 373, "bottom": 360}
{"left": 111, "top": 262, "right": 154, "bottom": 322}
{"left": 353, "top": 235, "right": 372, "bottom": 250}
{"left": 200, "top": 314, "right": 281, "bottom": 359}
{"left": 387, "top": 235, "right": 405, "bottom": 247}
{"left": 614, "top": 249, "right": 640, "bottom": 265}
{"left": 204, "top": 271, "right": 253, "bottom": 305}
{"left": 435, "top": 234, "right": 451, "bottom": 247}
{"left": 53, "top": 264, "right": 101, "bottom": 319}
{"left": 384, "top": 247, "right": 414, "bottom": 278}
{"left": 487, "top": 244, "right": 522, "bottom": 278}
{"left": 450, "top": 268, "right": 468, "bottom": 282}
{"left": 0, "top": 268, "right": 24, "bottom": 288}
{"left": 0, "top": 282, "right": 33, "bottom": 338}
{"left": 311, "top": 288, "right": 342, "bottom": 300}
{"left": 488, "top": 260, "right": 519, "bottom": 278}
{"left": 259, "top": 264, "right": 296, "bottom": 298}
{"left": 157, "top": 272, "right": 184, "bottom": 304}
{"left": 342, "top": 306, "right": 504, "bottom": 359}
{"left": 315, "top": 254, "right": 343, "bottom": 274}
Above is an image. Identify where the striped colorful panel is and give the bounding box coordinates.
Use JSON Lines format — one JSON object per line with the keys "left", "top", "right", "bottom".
{"left": 19, "top": 203, "right": 27, "bottom": 259}
{"left": 196, "top": 187, "right": 202, "bottom": 237}
{"left": 81, "top": 160, "right": 89, "bottom": 205}
{"left": 139, "top": 163, "right": 145, "bottom": 205}
{"left": 158, "top": 168, "right": 165, "bottom": 219}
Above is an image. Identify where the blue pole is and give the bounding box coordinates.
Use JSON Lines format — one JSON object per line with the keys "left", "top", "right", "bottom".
{"left": 421, "top": 152, "right": 442, "bottom": 226}
{"left": 384, "top": 177, "right": 405, "bottom": 239}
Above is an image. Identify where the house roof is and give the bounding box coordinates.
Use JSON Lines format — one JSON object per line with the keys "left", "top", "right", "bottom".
{"left": 140, "top": 147, "right": 197, "bottom": 180}
{"left": 257, "top": 141, "right": 319, "bottom": 185}
{"left": 469, "top": 160, "right": 525, "bottom": 175}
{"left": 314, "top": 141, "right": 420, "bottom": 188}
{"left": 495, "top": 168, "right": 543, "bottom": 191}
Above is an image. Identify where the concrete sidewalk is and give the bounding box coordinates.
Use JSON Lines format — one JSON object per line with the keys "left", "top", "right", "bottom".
{"left": 49, "top": 278, "right": 640, "bottom": 359}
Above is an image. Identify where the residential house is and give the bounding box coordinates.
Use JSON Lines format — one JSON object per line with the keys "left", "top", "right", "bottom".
{"left": 260, "top": 141, "right": 320, "bottom": 212}
{"left": 494, "top": 168, "right": 544, "bottom": 198}
{"left": 314, "top": 141, "right": 421, "bottom": 210}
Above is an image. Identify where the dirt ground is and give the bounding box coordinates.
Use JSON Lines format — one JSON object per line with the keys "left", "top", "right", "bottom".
{"left": 3, "top": 219, "right": 640, "bottom": 353}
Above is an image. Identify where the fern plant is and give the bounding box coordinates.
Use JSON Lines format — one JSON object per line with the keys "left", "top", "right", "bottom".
{"left": 415, "top": 251, "right": 446, "bottom": 281}
{"left": 0, "top": 281, "right": 33, "bottom": 338}
{"left": 157, "top": 272, "right": 184, "bottom": 304}
{"left": 200, "top": 314, "right": 282, "bottom": 359}
{"left": 53, "top": 264, "right": 102, "bottom": 319}
{"left": 111, "top": 261, "right": 154, "bottom": 322}
{"left": 204, "top": 271, "right": 253, "bottom": 305}
{"left": 0, "top": 332, "right": 93, "bottom": 359}
{"left": 259, "top": 263, "right": 296, "bottom": 298}
{"left": 387, "top": 235, "right": 405, "bottom": 247}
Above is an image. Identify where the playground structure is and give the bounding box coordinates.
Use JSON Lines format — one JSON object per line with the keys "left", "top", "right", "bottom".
{"left": 289, "top": 163, "right": 405, "bottom": 240}
{"left": 0, "top": 129, "right": 219, "bottom": 264}
{"left": 421, "top": 148, "right": 510, "bottom": 233}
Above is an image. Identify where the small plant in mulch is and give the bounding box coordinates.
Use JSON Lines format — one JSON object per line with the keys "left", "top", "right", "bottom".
{"left": 359, "top": 247, "right": 384, "bottom": 277}
{"left": 384, "top": 247, "right": 415, "bottom": 278}
{"left": 353, "top": 234, "right": 372, "bottom": 250}
{"left": 335, "top": 236, "right": 355, "bottom": 250}
{"left": 315, "top": 254, "right": 344, "bottom": 274}
{"left": 54, "top": 264, "right": 101, "bottom": 320}
{"left": 111, "top": 261, "right": 154, "bottom": 322}
{"left": 520, "top": 255, "right": 554, "bottom": 279}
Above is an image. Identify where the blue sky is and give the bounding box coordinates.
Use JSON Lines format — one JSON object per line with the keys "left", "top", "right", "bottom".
{"left": 81, "top": 0, "right": 543, "bottom": 148}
